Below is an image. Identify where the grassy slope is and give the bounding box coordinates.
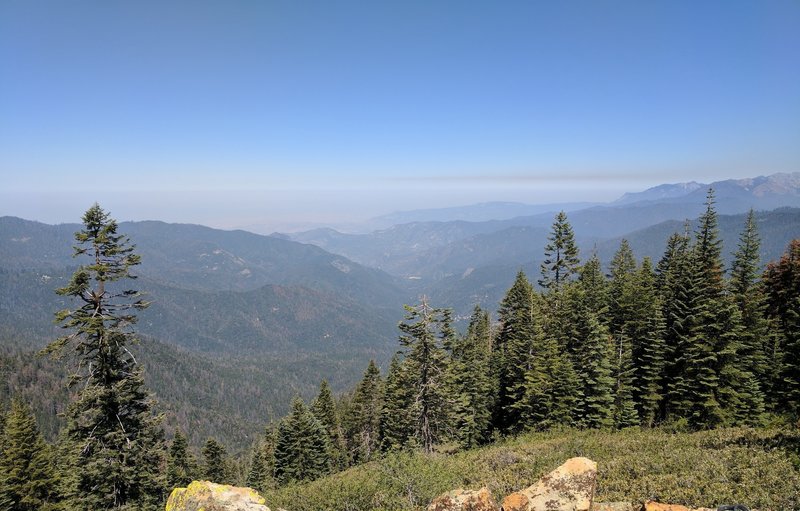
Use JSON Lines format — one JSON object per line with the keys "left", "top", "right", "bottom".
{"left": 262, "top": 427, "right": 800, "bottom": 511}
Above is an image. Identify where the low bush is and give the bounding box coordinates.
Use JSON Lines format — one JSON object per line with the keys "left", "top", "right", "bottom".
{"left": 261, "top": 427, "right": 800, "bottom": 511}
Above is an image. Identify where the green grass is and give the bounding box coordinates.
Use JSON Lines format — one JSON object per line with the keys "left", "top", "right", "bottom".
{"left": 261, "top": 427, "right": 800, "bottom": 511}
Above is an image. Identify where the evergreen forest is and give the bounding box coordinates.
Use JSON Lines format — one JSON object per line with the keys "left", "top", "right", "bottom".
{"left": 1, "top": 190, "right": 799, "bottom": 510}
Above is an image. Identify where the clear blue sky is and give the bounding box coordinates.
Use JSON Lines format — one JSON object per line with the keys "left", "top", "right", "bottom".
{"left": 1, "top": 1, "right": 798, "bottom": 231}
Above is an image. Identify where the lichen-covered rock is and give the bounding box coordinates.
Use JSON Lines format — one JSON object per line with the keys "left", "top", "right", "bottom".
{"left": 165, "top": 480, "right": 270, "bottom": 511}
{"left": 501, "top": 492, "right": 530, "bottom": 511}
{"left": 501, "top": 457, "right": 597, "bottom": 511}
{"left": 428, "top": 487, "right": 500, "bottom": 511}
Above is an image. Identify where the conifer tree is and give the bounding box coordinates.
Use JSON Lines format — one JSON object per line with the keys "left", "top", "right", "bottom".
{"left": 658, "top": 238, "right": 697, "bottom": 421}
{"left": 380, "top": 355, "right": 415, "bottom": 451}
{"left": 763, "top": 239, "right": 800, "bottom": 416}
{"left": 311, "top": 380, "right": 347, "bottom": 470}
{"left": 345, "top": 360, "right": 383, "bottom": 463}
{"left": 41, "top": 203, "right": 164, "bottom": 510}
{"left": 273, "top": 398, "right": 330, "bottom": 485}
{"left": 202, "top": 438, "right": 230, "bottom": 484}
{"left": 555, "top": 283, "right": 615, "bottom": 428}
{"left": 539, "top": 211, "right": 581, "bottom": 291}
{"left": 727, "top": 209, "right": 768, "bottom": 421}
{"left": 447, "top": 306, "right": 493, "bottom": 447}
{"left": 683, "top": 189, "right": 743, "bottom": 428}
{"left": 166, "top": 429, "right": 196, "bottom": 491}
{"left": 607, "top": 241, "right": 640, "bottom": 427}
{"left": 493, "top": 271, "right": 538, "bottom": 431}
{"left": 630, "top": 258, "right": 666, "bottom": 427}
{"left": 579, "top": 253, "right": 610, "bottom": 316}
{"left": 569, "top": 302, "right": 615, "bottom": 428}
{"left": 515, "top": 320, "right": 577, "bottom": 430}
{"left": 396, "top": 299, "right": 449, "bottom": 453}
{"left": 246, "top": 444, "right": 268, "bottom": 493}
{"left": 246, "top": 427, "right": 275, "bottom": 493}
{"left": 0, "top": 400, "right": 60, "bottom": 510}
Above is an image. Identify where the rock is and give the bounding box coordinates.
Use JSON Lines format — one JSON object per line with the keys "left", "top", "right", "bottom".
{"left": 642, "top": 502, "right": 714, "bottom": 511}
{"left": 592, "top": 503, "right": 636, "bottom": 511}
{"left": 427, "top": 487, "right": 500, "bottom": 511}
{"left": 500, "top": 457, "right": 597, "bottom": 511}
{"left": 165, "top": 480, "right": 271, "bottom": 511}
{"left": 501, "top": 492, "right": 530, "bottom": 511}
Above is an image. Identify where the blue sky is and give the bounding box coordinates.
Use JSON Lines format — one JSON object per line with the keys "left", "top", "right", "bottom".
{"left": 1, "top": 1, "right": 798, "bottom": 231}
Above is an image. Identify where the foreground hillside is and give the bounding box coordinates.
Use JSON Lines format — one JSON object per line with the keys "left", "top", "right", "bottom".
{"left": 260, "top": 427, "right": 800, "bottom": 511}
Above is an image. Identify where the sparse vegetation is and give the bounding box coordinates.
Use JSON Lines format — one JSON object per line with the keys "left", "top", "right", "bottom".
{"left": 261, "top": 427, "right": 800, "bottom": 511}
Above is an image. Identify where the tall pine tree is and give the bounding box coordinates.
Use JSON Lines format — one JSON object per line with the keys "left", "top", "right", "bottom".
{"left": 657, "top": 228, "right": 695, "bottom": 422}
{"left": 396, "top": 299, "right": 449, "bottom": 453}
{"left": 727, "top": 209, "right": 768, "bottom": 422}
{"left": 539, "top": 211, "right": 581, "bottom": 291}
{"left": 493, "top": 271, "right": 538, "bottom": 432}
{"left": 311, "top": 380, "right": 347, "bottom": 471}
{"left": 630, "top": 258, "right": 666, "bottom": 427}
{"left": 607, "top": 241, "right": 641, "bottom": 428}
{"left": 380, "top": 355, "right": 415, "bottom": 451}
{"left": 564, "top": 286, "right": 615, "bottom": 429}
{"left": 344, "top": 360, "right": 383, "bottom": 463}
{"left": 682, "top": 189, "right": 743, "bottom": 428}
{"left": 447, "top": 306, "right": 493, "bottom": 447}
{"left": 41, "top": 204, "right": 164, "bottom": 510}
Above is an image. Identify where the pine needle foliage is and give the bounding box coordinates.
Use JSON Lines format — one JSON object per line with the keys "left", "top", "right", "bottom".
{"left": 539, "top": 211, "right": 581, "bottom": 291}
{"left": 396, "top": 299, "right": 450, "bottom": 453}
{"left": 344, "top": 360, "right": 383, "bottom": 463}
{"left": 274, "top": 397, "right": 331, "bottom": 485}
{"left": 0, "top": 399, "right": 60, "bottom": 510}
{"left": 447, "top": 306, "right": 493, "bottom": 448}
{"left": 41, "top": 203, "right": 164, "bottom": 510}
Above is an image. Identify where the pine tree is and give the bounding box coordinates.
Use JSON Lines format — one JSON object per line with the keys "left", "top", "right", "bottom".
{"left": 630, "top": 258, "right": 666, "bottom": 427}
{"left": 493, "top": 271, "right": 538, "bottom": 431}
{"left": 380, "top": 355, "right": 415, "bottom": 451}
{"left": 345, "top": 360, "right": 383, "bottom": 463}
{"left": 166, "top": 429, "right": 196, "bottom": 491}
{"left": 41, "top": 203, "right": 164, "bottom": 510}
{"left": 683, "top": 189, "right": 743, "bottom": 428}
{"left": 727, "top": 209, "right": 768, "bottom": 422}
{"left": 515, "top": 323, "right": 577, "bottom": 430}
{"left": 579, "top": 253, "right": 609, "bottom": 316}
{"left": 657, "top": 228, "right": 695, "bottom": 421}
{"left": 0, "top": 400, "right": 60, "bottom": 510}
{"left": 565, "top": 290, "right": 615, "bottom": 429}
{"left": 607, "top": 241, "right": 640, "bottom": 427}
{"left": 539, "top": 211, "right": 581, "bottom": 291}
{"left": 273, "top": 398, "right": 330, "bottom": 485}
{"left": 246, "top": 427, "right": 275, "bottom": 493}
{"left": 447, "top": 306, "right": 493, "bottom": 447}
{"left": 311, "top": 380, "right": 347, "bottom": 471}
{"left": 202, "top": 438, "right": 230, "bottom": 484}
{"left": 396, "top": 299, "right": 449, "bottom": 453}
{"left": 763, "top": 239, "right": 800, "bottom": 417}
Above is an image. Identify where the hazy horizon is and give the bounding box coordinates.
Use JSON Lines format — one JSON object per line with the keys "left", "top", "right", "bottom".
{"left": 2, "top": 1, "right": 798, "bottom": 231}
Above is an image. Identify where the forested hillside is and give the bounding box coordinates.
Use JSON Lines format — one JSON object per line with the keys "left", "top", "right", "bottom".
{"left": 2, "top": 190, "right": 798, "bottom": 510}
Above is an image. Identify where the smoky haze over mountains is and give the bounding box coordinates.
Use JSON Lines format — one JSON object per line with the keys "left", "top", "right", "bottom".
{"left": 1, "top": 172, "right": 799, "bottom": 449}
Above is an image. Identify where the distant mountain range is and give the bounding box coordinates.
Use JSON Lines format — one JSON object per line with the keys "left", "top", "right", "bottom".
{"left": 288, "top": 173, "right": 800, "bottom": 279}
{"left": 367, "top": 201, "right": 599, "bottom": 228}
